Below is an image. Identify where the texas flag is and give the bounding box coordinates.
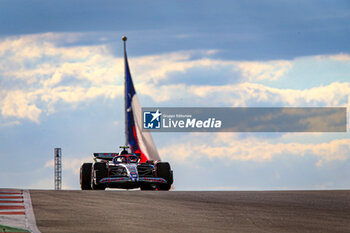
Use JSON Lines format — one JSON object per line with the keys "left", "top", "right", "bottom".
{"left": 124, "top": 39, "right": 161, "bottom": 163}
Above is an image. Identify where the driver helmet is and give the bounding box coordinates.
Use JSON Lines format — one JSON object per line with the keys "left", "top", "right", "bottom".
{"left": 119, "top": 148, "right": 129, "bottom": 155}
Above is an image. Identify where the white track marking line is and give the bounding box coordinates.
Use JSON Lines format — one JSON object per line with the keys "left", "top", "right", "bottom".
{"left": 23, "top": 190, "right": 41, "bottom": 233}
{"left": 0, "top": 215, "right": 27, "bottom": 229}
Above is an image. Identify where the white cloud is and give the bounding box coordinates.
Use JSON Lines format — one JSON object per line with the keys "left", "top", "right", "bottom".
{"left": 139, "top": 82, "right": 350, "bottom": 111}
{"left": 159, "top": 133, "right": 350, "bottom": 166}
{"left": 63, "top": 156, "right": 92, "bottom": 175}
{"left": 1, "top": 90, "right": 42, "bottom": 123}
{"left": 235, "top": 60, "right": 292, "bottom": 81}
{"left": 0, "top": 32, "right": 349, "bottom": 125}
{"left": 131, "top": 51, "right": 291, "bottom": 84}
{"left": 317, "top": 53, "right": 350, "bottom": 61}
{"left": 0, "top": 33, "right": 125, "bottom": 122}
{"left": 45, "top": 156, "right": 91, "bottom": 175}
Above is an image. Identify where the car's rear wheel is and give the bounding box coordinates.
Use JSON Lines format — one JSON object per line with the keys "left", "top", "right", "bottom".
{"left": 91, "top": 162, "right": 107, "bottom": 190}
{"left": 156, "top": 162, "right": 173, "bottom": 191}
{"left": 80, "top": 163, "right": 92, "bottom": 190}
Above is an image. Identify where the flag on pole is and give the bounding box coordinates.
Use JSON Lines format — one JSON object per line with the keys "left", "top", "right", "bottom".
{"left": 123, "top": 37, "right": 161, "bottom": 162}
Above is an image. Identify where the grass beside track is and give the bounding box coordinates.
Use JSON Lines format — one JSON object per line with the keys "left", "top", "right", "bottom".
{"left": 0, "top": 224, "right": 30, "bottom": 232}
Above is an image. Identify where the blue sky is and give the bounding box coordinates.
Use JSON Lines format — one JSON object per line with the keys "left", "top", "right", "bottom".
{"left": 0, "top": 0, "right": 349, "bottom": 190}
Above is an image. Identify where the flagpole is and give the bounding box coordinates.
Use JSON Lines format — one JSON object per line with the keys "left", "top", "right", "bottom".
{"left": 122, "top": 36, "right": 128, "bottom": 147}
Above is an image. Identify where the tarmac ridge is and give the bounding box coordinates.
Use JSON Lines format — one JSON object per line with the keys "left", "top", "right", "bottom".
{"left": 30, "top": 190, "right": 350, "bottom": 233}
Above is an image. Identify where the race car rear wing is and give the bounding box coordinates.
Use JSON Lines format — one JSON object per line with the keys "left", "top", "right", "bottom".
{"left": 94, "top": 153, "right": 118, "bottom": 160}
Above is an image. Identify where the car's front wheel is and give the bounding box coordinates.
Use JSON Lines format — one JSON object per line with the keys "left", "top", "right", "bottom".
{"left": 156, "top": 162, "right": 173, "bottom": 191}
{"left": 80, "top": 163, "right": 92, "bottom": 190}
{"left": 91, "top": 162, "right": 107, "bottom": 190}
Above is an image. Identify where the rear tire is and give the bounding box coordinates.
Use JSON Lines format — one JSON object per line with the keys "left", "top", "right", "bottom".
{"left": 156, "top": 162, "right": 173, "bottom": 191}
{"left": 80, "top": 163, "right": 92, "bottom": 190}
{"left": 91, "top": 162, "right": 107, "bottom": 190}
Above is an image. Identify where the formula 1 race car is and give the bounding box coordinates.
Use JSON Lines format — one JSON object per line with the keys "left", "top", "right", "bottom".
{"left": 80, "top": 147, "right": 173, "bottom": 191}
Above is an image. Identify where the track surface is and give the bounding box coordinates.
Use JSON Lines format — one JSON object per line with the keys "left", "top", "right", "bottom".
{"left": 30, "top": 190, "right": 350, "bottom": 233}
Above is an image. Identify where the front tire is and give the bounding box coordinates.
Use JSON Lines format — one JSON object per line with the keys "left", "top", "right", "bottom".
{"left": 156, "top": 162, "right": 173, "bottom": 191}
{"left": 91, "top": 162, "right": 107, "bottom": 190}
{"left": 80, "top": 163, "right": 92, "bottom": 190}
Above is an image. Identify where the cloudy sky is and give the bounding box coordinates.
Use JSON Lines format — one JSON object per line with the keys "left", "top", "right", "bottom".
{"left": 0, "top": 0, "right": 349, "bottom": 190}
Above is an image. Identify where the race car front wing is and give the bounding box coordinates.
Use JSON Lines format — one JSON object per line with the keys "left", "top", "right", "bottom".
{"left": 99, "top": 177, "right": 167, "bottom": 184}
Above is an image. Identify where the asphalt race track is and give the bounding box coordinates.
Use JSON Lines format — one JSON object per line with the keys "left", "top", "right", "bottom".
{"left": 30, "top": 190, "right": 350, "bottom": 233}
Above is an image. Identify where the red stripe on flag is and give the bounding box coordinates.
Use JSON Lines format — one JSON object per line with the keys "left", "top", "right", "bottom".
{"left": 131, "top": 126, "right": 147, "bottom": 162}
{"left": 0, "top": 205, "right": 25, "bottom": 210}
{"left": 0, "top": 211, "right": 25, "bottom": 215}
